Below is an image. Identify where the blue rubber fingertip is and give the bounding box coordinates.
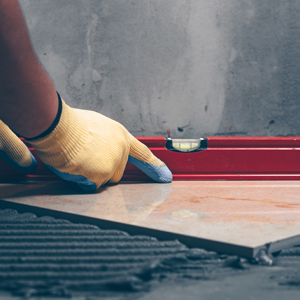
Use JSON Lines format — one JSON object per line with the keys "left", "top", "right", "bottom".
{"left": 76, "top": 182, "right": 98, "bottom": 192}
{"left": 0, "top": 150, "right": 37, "bottom": 174}
{"left": 28, "top": 152, "right": 38, "bottom": 173}
{"left": 128, "top": 155, "right": 173, "bottom": 183}
{"left": 45, "top": 165, "right": 98, "bottom": 192}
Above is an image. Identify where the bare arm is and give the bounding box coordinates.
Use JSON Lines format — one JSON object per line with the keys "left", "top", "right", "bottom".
{"left": 0, "top": 0, "right": 172, "bottom": 191}
{"left": 0, "top": 0, "right": 58, "bottom": 138}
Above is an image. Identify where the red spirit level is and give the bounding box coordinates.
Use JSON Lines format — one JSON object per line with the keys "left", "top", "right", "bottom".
{"left": 1, "top": 137, "right": 300, "bottom": 182}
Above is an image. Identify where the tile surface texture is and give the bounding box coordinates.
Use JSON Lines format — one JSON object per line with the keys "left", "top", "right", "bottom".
{"left": 1, "top": 181, "right": 300, "bottom": 249}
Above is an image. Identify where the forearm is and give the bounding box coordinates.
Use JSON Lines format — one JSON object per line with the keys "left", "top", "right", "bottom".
{"left": 0, "top": 0, "right": 57, "bottom": 138}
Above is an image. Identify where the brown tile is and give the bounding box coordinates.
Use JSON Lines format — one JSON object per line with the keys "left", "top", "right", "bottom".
{"left": 1, "top": 181, "right": 300, "bottom": 252}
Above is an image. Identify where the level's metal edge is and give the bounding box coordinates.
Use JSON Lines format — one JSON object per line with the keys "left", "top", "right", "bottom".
{"left": 4, "top": 174, "right": 300, "bottom": 183}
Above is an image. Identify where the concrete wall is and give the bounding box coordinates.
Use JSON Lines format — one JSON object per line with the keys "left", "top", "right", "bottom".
{"left": 20, "top": 0, "right": 300, "bottom": 138}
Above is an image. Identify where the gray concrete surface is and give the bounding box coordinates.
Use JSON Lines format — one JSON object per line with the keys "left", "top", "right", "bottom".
{"left": 19, "top": 0, "right": 300, "bottom": 138}
{"left": 1, "top": 208, "right": 300, "bottom": 300}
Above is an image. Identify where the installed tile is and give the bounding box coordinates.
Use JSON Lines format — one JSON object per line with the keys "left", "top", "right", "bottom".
{"left": 1, "top": 181, "right": 300, "bottom": 256}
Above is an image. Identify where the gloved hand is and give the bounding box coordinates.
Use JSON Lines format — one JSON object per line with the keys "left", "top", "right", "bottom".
{"left": 0, "top": 120, "right": 37, "bottom": 174}
{"left": 26, "top": 94, "right": 172, "bottom": 192}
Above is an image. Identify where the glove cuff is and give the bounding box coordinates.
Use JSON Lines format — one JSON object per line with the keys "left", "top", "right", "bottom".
{"left": 26, "top": 96, "right": 88, "bottom": 168}
{"left": 26, "top": 92, "right": 63, "bottom": 141}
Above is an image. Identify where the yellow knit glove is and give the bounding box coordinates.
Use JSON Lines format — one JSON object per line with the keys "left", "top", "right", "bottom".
{"left": 27, "top": 96, "right": 172, "bottom": 192}
{"left": 0, "top": 120, "right": 37, "bottom": 173}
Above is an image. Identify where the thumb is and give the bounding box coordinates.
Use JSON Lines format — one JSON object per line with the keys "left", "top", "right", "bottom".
{"left": 0, "top": 121, "right": 37, "bottom": 174}
{"left": 128, "top": 136, "right": 172, "bottom": 183}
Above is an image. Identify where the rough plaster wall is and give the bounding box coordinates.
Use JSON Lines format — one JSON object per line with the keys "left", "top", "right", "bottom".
{"left": 220, "top": 0, "right": 300, "bottom": 136}
{"left": 19, "top": 0, "right": 300, "bottom": 138}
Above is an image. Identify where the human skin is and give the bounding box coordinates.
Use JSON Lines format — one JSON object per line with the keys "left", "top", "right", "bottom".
{"left": 0, "top": 0, "right": 58, "bottom": 138}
